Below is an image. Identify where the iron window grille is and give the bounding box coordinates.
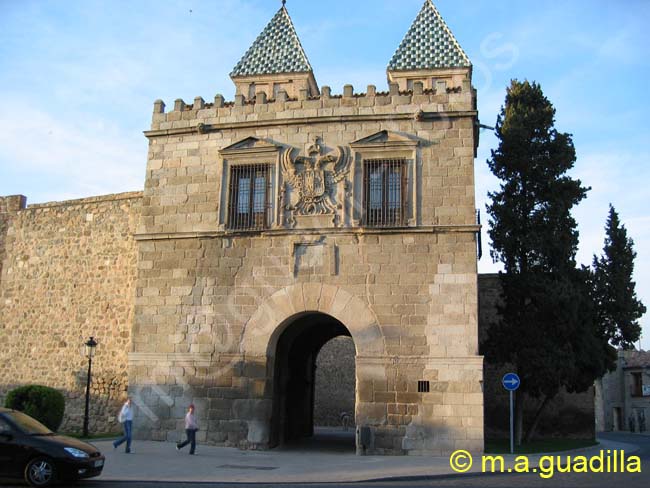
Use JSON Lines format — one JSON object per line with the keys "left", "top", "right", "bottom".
{"left": 227, "top": 164, "right": 271, "bottom": 231}
{"left": 418, "top": 380, "right": 430, "bottom": 393}
{"left": 363, "top": 159, "right": 407, "bottom": 228}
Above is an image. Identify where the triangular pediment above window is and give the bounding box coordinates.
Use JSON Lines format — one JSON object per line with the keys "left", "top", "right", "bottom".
{"left": 220, "top": 137, "right": 283, "bottom": 156}
{"left": 350, "top": 131, "right": 419, "bottom": 149}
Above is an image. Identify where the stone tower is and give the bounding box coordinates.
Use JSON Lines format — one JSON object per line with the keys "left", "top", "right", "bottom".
{"left": 230, "top": 3, "right": 319, "bottom": 100}
{"left": 387, "top": 0, "right": 472, "bottom": 91}
{"left": 129, "top": 0, "right": 482, "bottom": 455}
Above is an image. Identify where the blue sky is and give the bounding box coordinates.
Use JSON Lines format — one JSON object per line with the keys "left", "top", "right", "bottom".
{"left": 1, "top": 0, "right": 648, "bottom": 348}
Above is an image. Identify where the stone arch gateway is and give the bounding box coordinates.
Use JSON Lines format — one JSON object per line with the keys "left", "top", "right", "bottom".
{"left": 268, "top": 311, "right": 353, "bottom": 448}
{"left": 123, "top": 1, "right": 484, "bottom": 456}
{"left": 239, "top": 284, "right": 383, "bottom": 451}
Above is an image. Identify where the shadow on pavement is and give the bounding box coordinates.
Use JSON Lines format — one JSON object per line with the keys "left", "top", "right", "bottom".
{"left": 278, "top": 426, "right": 356, "bottom": 454}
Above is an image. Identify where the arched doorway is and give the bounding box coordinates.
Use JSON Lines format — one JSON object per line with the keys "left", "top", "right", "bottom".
{"left": 269, "top": 312, "right": 355, "bottom": 449}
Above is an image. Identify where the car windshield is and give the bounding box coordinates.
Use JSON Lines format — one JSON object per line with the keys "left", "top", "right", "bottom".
{"left": 5, "top": 411, "right": 53, "bottom": 435}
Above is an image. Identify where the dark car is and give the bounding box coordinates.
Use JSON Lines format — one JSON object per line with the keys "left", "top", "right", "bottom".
{"left": 0, "top": 407, "right": 105, "bottom": 487}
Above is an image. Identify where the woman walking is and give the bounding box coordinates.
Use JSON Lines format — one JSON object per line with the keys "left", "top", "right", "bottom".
{"left": 113, "top": 398, "right": 133, "bottom": 453}
{"left": 176, "top": 404, "right": 199, "bottom": 455}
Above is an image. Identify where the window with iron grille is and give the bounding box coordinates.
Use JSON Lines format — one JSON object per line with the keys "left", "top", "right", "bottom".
{"left": 418, "top": 380, "right": 430, "bottom": 393}
{"left": 363, "top": 159, "right": 406, "bottom": 227}
{"left": 227, "top": 164, "right": 271, "bottom": 230}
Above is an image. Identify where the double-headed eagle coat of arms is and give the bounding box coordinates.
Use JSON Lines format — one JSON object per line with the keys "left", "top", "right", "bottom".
{"left": 281, "top": 138, "right": 350, "bottom": 222}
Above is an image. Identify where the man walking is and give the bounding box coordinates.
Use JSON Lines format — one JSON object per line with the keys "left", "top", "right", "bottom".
{"left": 176, "top": 404, "right": 198, "bottom": 455}
{"left": 113, "top": 398, "right": 133, "bottom": 453}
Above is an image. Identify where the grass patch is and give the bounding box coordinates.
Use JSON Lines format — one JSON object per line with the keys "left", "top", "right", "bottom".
{"left": 60, "top": 432, "right": 122, "bottom": 441}
{"left": 485, "top": 438, "right": 598, "bottom": 454}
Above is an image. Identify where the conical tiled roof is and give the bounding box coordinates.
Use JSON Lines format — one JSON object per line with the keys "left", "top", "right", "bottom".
{"left": 230, "top": 6, "right": 313, "bottom": 77}
{"left": 388, "top": 0, "right": 471, "bottom": 71}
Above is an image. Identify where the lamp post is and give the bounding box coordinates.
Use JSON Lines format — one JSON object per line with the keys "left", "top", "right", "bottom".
{"left": 82, "top": 337, "right": 98, "bottom": 438}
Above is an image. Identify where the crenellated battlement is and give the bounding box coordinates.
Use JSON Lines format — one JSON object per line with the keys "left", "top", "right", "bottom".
{"left": 0, "top": 195, "right": 27, "bottom": 214}
{"left": 149, "top": 80, "right": 476, "bottom": 133}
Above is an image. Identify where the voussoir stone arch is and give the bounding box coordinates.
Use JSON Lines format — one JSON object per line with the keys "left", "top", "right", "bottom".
{"left": 240, "top": 283, "right": 385, "bottom": 357}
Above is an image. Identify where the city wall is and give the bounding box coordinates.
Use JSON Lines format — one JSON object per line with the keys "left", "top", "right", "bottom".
{"left": 0, "top": 192, "right": 141, "bottom": 433}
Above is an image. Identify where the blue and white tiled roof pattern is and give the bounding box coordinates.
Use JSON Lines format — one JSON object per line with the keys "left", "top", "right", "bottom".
{"left": 388, "top": 0, "right": 471, "bottom": 71}
{"left": 231, "top": 6, "right": 312, "bottom": 77}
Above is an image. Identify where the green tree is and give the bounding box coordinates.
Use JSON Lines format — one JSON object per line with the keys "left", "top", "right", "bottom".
{"left": 484, "top": 80, "right": 606, "bottom": 443}
{"left": 592, "top": 205, "right": 646, "bottom": 349}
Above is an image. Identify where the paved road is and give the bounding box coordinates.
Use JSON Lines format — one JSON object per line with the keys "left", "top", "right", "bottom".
{"left": 2, "top": 432, "right": 649, "bottom": 487}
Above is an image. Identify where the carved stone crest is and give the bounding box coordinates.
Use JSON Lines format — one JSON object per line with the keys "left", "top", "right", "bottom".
{"left": 281, "top": 138, "right": 350, "bottom": 226}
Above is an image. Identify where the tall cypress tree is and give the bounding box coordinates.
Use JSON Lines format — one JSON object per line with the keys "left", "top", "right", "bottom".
{"left": 593, "top": 205, "right": 646, "bottom": 349}
{"left": 484, "top": 80, "right": 600, "bottom": 443}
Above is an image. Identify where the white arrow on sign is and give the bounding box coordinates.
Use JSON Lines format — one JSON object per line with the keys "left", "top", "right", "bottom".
{"left": 502, "top": 373, "right": 521, "bottom": 391}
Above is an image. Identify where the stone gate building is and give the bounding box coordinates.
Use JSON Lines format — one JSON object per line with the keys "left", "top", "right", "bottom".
{"left": 0, "top": 1, "right": 483, "bottom": 455}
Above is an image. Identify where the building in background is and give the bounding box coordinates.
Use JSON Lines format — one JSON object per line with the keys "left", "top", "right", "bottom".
{"left": 596, "top": 350, "right": 650, "bottom": 433}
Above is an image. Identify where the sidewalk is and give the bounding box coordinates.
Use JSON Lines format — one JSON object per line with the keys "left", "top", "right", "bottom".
{"left": 93, "top": 431, "right": 640, "bottom": 484}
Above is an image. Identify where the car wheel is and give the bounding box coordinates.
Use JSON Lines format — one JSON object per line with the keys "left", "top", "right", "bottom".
{"left": 24, "top": 457, "right": 56, "bottom": 487}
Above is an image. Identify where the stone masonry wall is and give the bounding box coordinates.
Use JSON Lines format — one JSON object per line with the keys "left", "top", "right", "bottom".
{"left": 0, "top": 192, "right": 141, "bottom": 433}
{"left": 0, "top": 195, "right": 27, "bottom": 281}
{"left": 140, "top": 82, "right": 477, "bottom": 235}
{"left": 314, "top": 337, "right": 355, "bottom": 427}
{"left": 129, "top": 81, "right": 483, "bottom": 455}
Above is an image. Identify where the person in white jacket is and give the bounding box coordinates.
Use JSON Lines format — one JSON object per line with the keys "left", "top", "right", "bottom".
{"left": 113, "top": 398, "right": 134, "bottom": 453}
{"left": 176, "top": 404, "right": 198, "bottom": 455}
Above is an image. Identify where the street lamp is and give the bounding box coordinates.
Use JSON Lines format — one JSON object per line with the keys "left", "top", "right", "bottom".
{"left": 82, "top": 337, "right": 98, "bottom": 438}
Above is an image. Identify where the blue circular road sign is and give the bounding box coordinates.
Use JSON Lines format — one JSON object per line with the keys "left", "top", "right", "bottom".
{"left": 502, "top": 373, "right": 521, "bottom": 391}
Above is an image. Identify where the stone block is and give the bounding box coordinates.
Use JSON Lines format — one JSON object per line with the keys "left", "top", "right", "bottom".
{"left": 243, "top": 362, "right": 267, "bottom": 379}
{"left": 357, "top": 402, "right": 387, "bottom": 424}
{"left": 375, "top": 391, "right": 396, "bottom": 403}
{"left": 246, "top": 420, "right": 270, "bottom": 444}
{"left": 232, "top": 399, "right": 272, "bottom": 421}
{"left": 302, "top": 282, "right": 322, "bottom": 311}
